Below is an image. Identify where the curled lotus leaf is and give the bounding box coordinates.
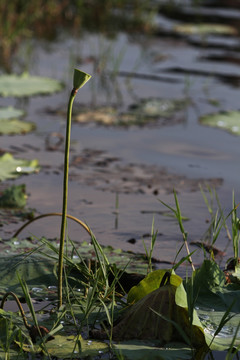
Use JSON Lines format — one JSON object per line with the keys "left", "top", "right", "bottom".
{"left": 93, "top": 271, "right": 206, "bottom": 349}
{"left": 127, "top": 269, "right": 182, "bottom": 304}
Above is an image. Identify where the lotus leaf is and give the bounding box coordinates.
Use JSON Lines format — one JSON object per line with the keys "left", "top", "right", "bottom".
{"left": 113, "top": 341, "right": 195, "bottom": 360}
{"left": 0, "top": 184, "right": 27, "bottom": 208}
{"left": 127, "top": 269, "right": 182, "bottom": 303}
{"left": 0, "top": 118, "right": 35, "bottom": 135}
{"left": 0, "top": 254, "right": 56, "bottom": 297}
{"left": 20, "top": 334, "right": 108, "bottom": 358}
{"left": 0, "top": 73, "right": 63, "bottom": 97}
{"left": 0, "top": 106, "right": 25, "bottom": 119}
{"left": 173, "top": 24, "right": 237, "bottom": 36}
{"left": 93, "top": 271, "right": 206, "bottom": 348}
{"left": 186, "top": 260, "right": 240, "bottom": 350}
{"left": 0, "top": 153, "right": 39, "bottom": 181}
{"left": 200, "top": 111, "right": 240, "bottom": 136}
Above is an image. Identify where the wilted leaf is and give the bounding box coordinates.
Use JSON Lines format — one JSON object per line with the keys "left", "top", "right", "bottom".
{"left": 0, "top": 153, "right": 39, "bottom": 181}
{"left": 93, "top": 271, "right": 206, "bottom": 349}
{"left": 0, "top": 73, "right": 63, "bottom": 97}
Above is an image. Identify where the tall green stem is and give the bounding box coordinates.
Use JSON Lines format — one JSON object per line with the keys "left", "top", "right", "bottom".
{"left": 58, "top": 69, "right": 91, "bottom": 308}
{"left": 58, "top": 88, "right": 77, "bottom": 307}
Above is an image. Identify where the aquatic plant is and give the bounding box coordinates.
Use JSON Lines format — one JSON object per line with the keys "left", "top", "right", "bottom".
{"left": 58, "top": 69, "right": 91, "bottom": 308}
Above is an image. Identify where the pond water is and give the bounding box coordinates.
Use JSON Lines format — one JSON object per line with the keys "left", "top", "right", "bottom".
{"left": 1, "top": 1, "right": 240, "bottom": 358}
{"left": 1, "top": 2, "right": 240, "bottom": 269}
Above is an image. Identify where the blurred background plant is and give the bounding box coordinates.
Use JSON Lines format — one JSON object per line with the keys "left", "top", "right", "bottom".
{"left": 0, "top": 0, "right": 155, "bottom": 71}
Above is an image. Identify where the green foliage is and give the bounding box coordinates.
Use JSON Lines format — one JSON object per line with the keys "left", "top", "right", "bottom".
{"left": 0, "top": 184, "right": 27, "bottom": 208}
{"left": 200, "top": 111, "right": 240, "bottom": 136}
{"left": 0, "top": 73, "right": 63, "bottom": 97}
{"left": 127, "top": 270, "right": 182, "bottom": 304}
{"left": 0, "top": 153, "right": 39, "bottom": 181}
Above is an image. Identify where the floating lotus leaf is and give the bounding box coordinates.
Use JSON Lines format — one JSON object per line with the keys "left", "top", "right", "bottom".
{"left": 0, "top": 106, "right": 35, "bottom": 135}
{"left": 173, "top": 24, "right": 237, "bottom": 36}
{"left": 0, "top": 106, "right": 25, "bottom": 119}
{"left": 186, "top": 260, "right": 240, "bottom": 350}
{"left": 0, "top": 153, "right": 39, "bottom": 181}
{"left": 0, "top": 118, "right": 35, "bottom": 135}
{"left": 199, "top": 111, "right": 240, "bottom": 136}
{"left": 0, "top": 73, "right": 64, "bottom": 97}
{"left": 113, "top": 341, "right": 195, "bottom": 360}
{"left": 0, "top": 184, "right": 27, "bottom": 208}
{"left": 0, "top": 254, "right": 56, "bottom": 297}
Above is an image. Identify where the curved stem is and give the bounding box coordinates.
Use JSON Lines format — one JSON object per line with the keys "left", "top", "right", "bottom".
{"left": 0, "top": 291, "right": 31, "bottom": 330}
{"left": 58, "top": 89, "right": 77, "bottom": 308}
{"left": 13, "top": 212, "right": 91, "bottom": 238}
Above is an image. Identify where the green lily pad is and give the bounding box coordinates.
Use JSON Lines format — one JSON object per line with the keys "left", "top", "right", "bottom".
{"left": 0, "top": 118, "right": 35, "bottom": 135}
{"left": 0, "top": 184, "right": 27, "bottom": 208}
{"left": 0, "top": 106, "right": 25, "bottom": 119}
{"left": 0, "top": 254, "right": 56, "bottom": 297}
{"left": 0, "top": 106, "right": 35, "bottom": 135}
{"left": 173, "top": 24, "right": 237, "bottom": 36}
{"left": 186, "top": 260, "right": 240, "bottom": 350}
{"left": 127, "top": 270, "right": 182, "bottom": 303}
{"left": 199, "top": 111, "right": 240, "bottom": 136}
{"left": 113, "top": 341, "right": 195, "bottom": 360}
{"left": 0, "top": 73, "right": 64, "bottom": 97}
{"left": 0, "top": 153, "right": 39, "bottom": 181}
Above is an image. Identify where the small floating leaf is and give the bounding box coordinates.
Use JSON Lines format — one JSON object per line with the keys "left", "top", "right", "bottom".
{"left": 0, "top": 153, "right": 39, "bottom": 181}
{"left": 0, "top": 106, "right": 25, "bottom": 119}
{"left": 173, "top": 24, "right": 237, "bottom": 36}
{"left": 0, "top": 73, "right": 64, "bottom": 97}
{"left": 199, "top": 111, "right": 240, "bottom": 136}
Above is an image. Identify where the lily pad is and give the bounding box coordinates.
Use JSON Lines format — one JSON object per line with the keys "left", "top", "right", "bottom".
{"left": 0, "top": 73, "right": 64, "bottom": 97}
{"left": 0, "top": 106, "right": 25, "bottom": 119}
{"left": 0, "top": 153, "right": 39, "bottom": 181}
{"left": 113, "top": 341, "right": 195, "bottom": 360}
{"left": 199, "top": 111, "right": 240, "bottom": 136}
{"left": 173, "top": 24, "right": 237, "bottom": 36}
{"left": 0, "top": 106, "right": 35, "bottom": 135}
{"left": 0, "top": 254, "right": 56, "bottom": 297}
{"left": 186, "top": 260, "right": 240, "bottom": 350}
